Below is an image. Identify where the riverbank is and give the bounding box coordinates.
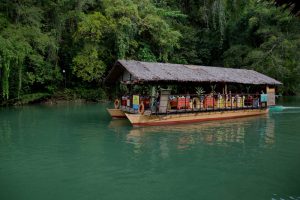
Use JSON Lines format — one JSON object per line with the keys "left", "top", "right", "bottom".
{"left": 0, "top": 87, "right": 108, "bottom": 106}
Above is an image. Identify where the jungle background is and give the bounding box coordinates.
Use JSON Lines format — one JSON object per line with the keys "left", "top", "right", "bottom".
{"left": 0, "top": 0, "right": 299, "bottom": 104}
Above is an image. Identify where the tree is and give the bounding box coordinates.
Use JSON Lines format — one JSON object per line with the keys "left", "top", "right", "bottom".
{"left": 223, "top": 1, "right": 300, "bottom": 94}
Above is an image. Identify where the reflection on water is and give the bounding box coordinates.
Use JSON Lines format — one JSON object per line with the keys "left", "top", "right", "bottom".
{"left": 0, "top": 120, "right": 12, "bottom": 145}
{"left": 263, "top": 117, "right": 275, "bottom": 148}
{"left": 108, "top": 119, "right": 131, "bottom": 129}
{"left": 109, "top": 115, "right": 276, "bottom": 154}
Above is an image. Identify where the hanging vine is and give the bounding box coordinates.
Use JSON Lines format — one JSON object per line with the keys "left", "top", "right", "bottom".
{"left": 17, "top": 58, "right": 23, "bottom": 100}
{"left": 1, "top": 55, "right": 11, "bottom": 100}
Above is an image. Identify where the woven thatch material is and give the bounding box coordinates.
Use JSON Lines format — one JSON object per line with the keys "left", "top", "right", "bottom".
{"left": 105, "top": 60, "right": 282, "bottom": 85}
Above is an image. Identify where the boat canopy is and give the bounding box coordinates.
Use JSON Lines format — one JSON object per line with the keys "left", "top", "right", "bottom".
{"left": 105, "top": 60, "right": 282, "bottom": 85}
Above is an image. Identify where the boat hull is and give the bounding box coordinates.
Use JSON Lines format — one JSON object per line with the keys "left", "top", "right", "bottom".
{"left": 107, "top": 108, "right": 126, "bottom": 119}
{"left": 125, "top": 109, "right": 268, "bottom": 126}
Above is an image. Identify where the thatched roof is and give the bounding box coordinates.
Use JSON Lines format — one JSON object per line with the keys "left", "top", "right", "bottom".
{"left": 105, "top": 60, "right": 282, "bottom": 85}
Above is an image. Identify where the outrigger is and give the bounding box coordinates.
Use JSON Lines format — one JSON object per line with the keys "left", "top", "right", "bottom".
{"left": 105, "top": 60, "right": 281, "bottom": 126}
{"left": 106, "top": 98, "right": 126, "bottom": 119}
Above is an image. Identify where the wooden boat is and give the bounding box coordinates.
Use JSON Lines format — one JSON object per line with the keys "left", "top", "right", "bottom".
{"left": 125, "top": 109, "right": 268, "bottom": 126}
{"left": 105, "top": 60, "right": 282, "bottom": 126}
{"left": 106, "top": 108, "right": 126, "bottom": 119}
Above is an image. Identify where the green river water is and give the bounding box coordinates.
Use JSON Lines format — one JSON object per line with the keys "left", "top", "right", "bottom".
{"left": 1, "top": 97, "right": 300, "bottom": 200}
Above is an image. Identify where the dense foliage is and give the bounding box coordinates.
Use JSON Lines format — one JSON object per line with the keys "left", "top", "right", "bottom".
{"left": 0, "top": 0, "right": 299, "bottom": 104}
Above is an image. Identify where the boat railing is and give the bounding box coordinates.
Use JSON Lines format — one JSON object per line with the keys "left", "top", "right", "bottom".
{"left": 119, "top": 93, "right": 267, "bottom": 115}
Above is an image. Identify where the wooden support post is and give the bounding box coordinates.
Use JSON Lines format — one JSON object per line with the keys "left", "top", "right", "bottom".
{"left": 266, "top": 85, "right": 276, "bottom": 106}
{"left": 150, "top": 86, "right": 156, "bottom": 113}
